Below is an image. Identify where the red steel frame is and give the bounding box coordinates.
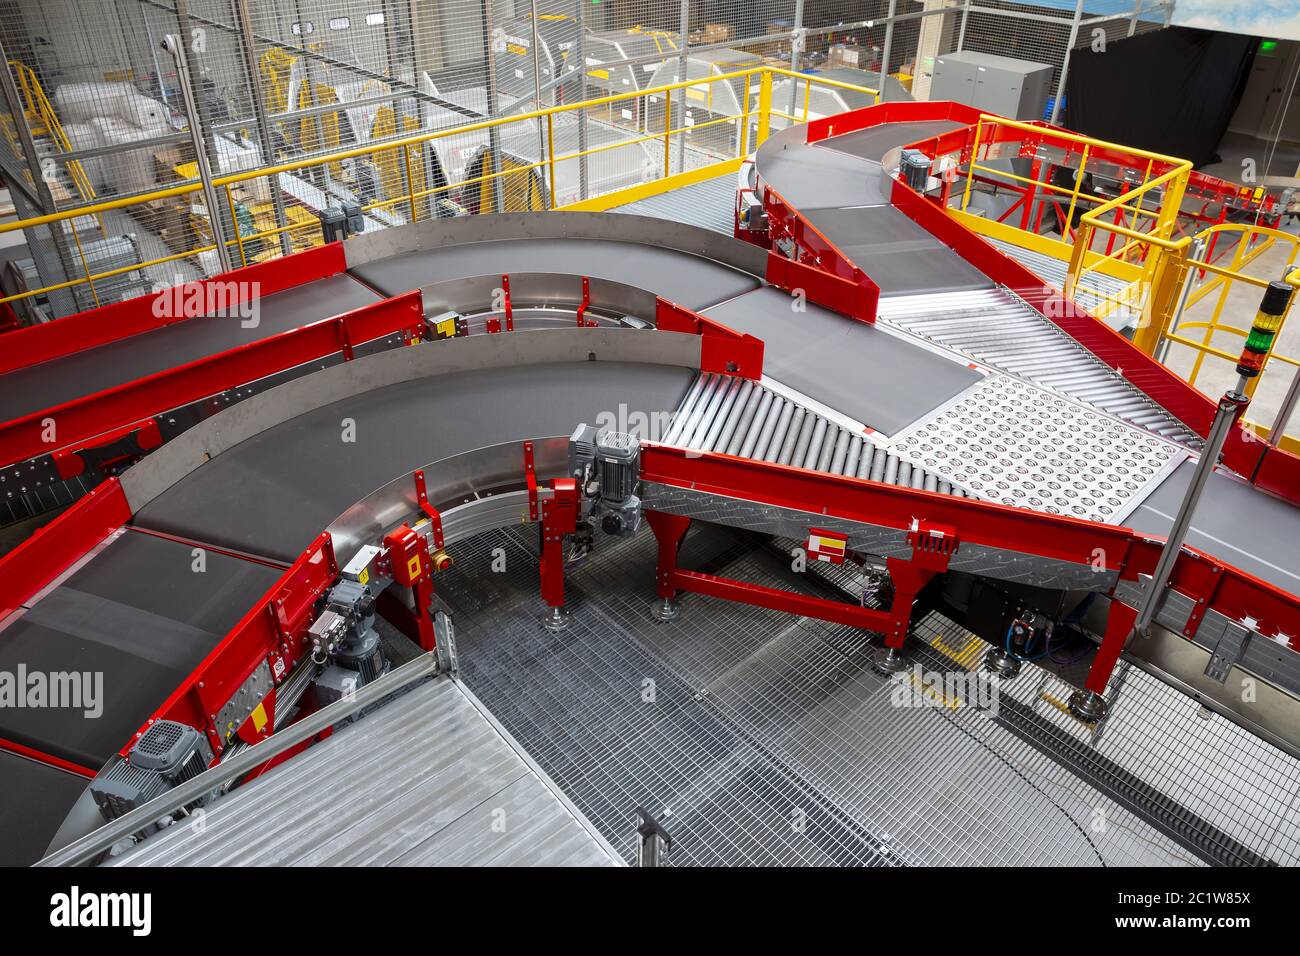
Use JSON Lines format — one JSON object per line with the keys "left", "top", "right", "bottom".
{"left": 638, "top": 444, "right": 1300, "bottom": 696}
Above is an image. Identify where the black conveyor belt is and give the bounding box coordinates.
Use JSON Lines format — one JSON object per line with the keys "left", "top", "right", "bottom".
{"left": 0, "top": 274, "right": 379, "bottom": 422}
{"left": 802, "top": 205, "right": 991, "bottom": 296}
{"left": 819, "top": 121, "right": 966, "bottom": 163}
{"left": 704, "top": 287, "right": 982, "bottom": 435}
{"left": 135, "top": 361, "right": 696, "bottom": 561}
{"left": 757, "top": 125, "right": 896, "bottom": 208}
{"left": 0, "top": 531, "right": 282, "bottom": 769}
{"left": 1129, "top": 463, "right": 1300, "bottom": 595}
{"left": 348, "top": 237, "right": 760, "bottom": 312}
{"left": 0, "top": 750, "right": 88, "bottom": 865}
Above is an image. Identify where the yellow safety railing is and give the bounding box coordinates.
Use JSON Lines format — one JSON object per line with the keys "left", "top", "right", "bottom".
{"left": 1063, "top": 194, "right": 1300, "bottom": 446}
{"left": 0, "top": 65, "right": 875, "bottom": 309}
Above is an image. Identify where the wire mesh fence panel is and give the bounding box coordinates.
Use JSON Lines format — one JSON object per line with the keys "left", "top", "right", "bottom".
{"left": 0, "top": 0, "right": 1184, "bottom": 315}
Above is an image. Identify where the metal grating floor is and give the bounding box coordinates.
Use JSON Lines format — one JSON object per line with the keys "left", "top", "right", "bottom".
{"left": 435, "top": 521, "right": 1300, "bottom": 866}
{"left": 610, "top": 170, "right": 737, "bottom": 235}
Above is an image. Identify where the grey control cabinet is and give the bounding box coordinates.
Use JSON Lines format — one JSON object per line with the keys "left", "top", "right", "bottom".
{"left": 930, "top": 51, "right": 1054, "bottom": 120}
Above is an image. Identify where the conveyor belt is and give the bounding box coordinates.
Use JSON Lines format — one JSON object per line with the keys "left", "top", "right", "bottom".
{"left": 0, "top": 751, "right": 88, "bottom": 866}
{"left": 135, "top": 357, "right": 695, "bottom": 562}
{"left": 801, "top": 205, "right": 992, "bottom": 296}
{"left": 349, "top": 236, "right": 760, "bottom": 312}
{"left": 0, "top": 274, "right": 379, "bottom": 421}
{"left": 1129, "top": 462, "right": 1300, "bottom": 594}
{"left": 701, "top": 287, "right": 982, "bottom": 435}
{"left": 108, "top": 677, "right": 622, "bottom": 866}
{"left": 0, "top": 530, "right": 282, "bottom": 770}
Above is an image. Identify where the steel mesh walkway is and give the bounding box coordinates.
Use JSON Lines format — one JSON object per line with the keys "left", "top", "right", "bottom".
{"left": 431, "top": 522, "right": 1300, "bottom": 866}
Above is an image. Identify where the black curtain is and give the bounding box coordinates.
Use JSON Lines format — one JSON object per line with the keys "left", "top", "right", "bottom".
{"left": 1064, "top": 27, "right": 1256, "bottom": 167}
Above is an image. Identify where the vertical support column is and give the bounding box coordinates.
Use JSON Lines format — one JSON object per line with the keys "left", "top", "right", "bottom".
{"left": 787, "top": 0, "right": 806, "bottom": 118}
{"left": 1070, "top": 598, "right": 1138, "bottom": 722}
{"left": 674, "top": 0, "right": 689, "bottom": 177}
{"left": 575, "top": 0, "right": 590, "bottom": 200}
{"left": 540, "top": 478, "right": 578, "bottom": 631}
{"left": 646, "top": 510, "right": 691, "bottom": 621}
{"left": 162, "top": 31, "right": 235, "bottom": 275}
{"left": 636, "top": 808, "right": 673, "bottom": 866}
{"left": 232, "top": 0, "right": 292, "bottom": 257}
{"left": 956, "top": 0, "right": 973, "bottom": 51}
{"left": 879, "top": 0, "right": 898, "bottom": 103}
{"left": 481, "top": 0, "right": 507, "bottom": 213}
{"left": 1050, "top": 0, "right": 1087, "bottom": 126}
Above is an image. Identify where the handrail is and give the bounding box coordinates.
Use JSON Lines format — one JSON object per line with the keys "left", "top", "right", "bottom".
{"left": 0, "top": 65, "right": 876, "bottom": 311}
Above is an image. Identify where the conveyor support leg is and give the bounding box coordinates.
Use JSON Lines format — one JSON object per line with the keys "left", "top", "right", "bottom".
{"left": 540, "top": 478, "right": 579, "bottom": 630}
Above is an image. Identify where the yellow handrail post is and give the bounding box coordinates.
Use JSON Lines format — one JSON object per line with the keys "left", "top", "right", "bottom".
{"left": 402, "top": 143, "right": 418, "bottom": 223}
{"left": 755, "top": 70, "right": 773, "bottom": 148}
{"left": 738, "top": 72, "right": 752, "bottom": 158}
{"left": 1063, "top": 220, "right": 1091, "bottom": 302}
{"left": 1133, "top": 237, "right": 1189, "bottom": 356}
{"left": 224, "top": 184, "right": 248, "bottom": 268}
{"left": 1063, "top": 144, "right": 1090, "bottom": 240}
{"left": 662, "top": 91, "right": 672, "bottom": 177}
{"left": 546, "top": 113, "right": 558, "bottom": 210}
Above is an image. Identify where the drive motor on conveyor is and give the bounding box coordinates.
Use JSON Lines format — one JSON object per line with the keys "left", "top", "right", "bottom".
{"left": 570, "top": 425, "right": 643, "bottom": 537}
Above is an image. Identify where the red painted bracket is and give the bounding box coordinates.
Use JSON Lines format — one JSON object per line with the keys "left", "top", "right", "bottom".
{"left": 539, "top": 477, "right": 578, "bottom": 608}
{"left": 576, "top": 276, "right": 594, "bottom": 327}
{"left": 524, "top": 440, "right": 539, "bottom": 520}
{"left": 413, "top": 468, "right": 446, "bottom": 551}
{"left": 766, "top": 250, "right": 878, "bottom": 324}
{"left": 502, "top": 274, "right": 514, "bottom": 332}
{"left": 654, "top": 297, "right": 764, "bottom": 379}
{"left": 51, "top": 417, "right": 162, "bottom": 480}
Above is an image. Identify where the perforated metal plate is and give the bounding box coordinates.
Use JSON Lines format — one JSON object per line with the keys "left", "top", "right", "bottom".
{"left": 888, "top": 375, "right": 1189, "bottom": 523}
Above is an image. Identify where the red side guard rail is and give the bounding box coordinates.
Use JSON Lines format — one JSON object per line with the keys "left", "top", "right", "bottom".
{"left": 0, "top": 289, "right": 425, "bottom": 469}
{"left": 0, "top": 478, "right": 131, "bottom": 621}
{"left": 655, "top": 297, "right": 764, "bottom": 378}
{"left": 127, "top": 533, "right": 340, "bottom": 759}
{"left": 766, "top": 250, "right": 878, "bottom": 324}
{"left": 638, "top": 444, "right": 1300, "bottom": 694}
{"left": 0, "top": 243, "right": 348, "bottom": 376}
